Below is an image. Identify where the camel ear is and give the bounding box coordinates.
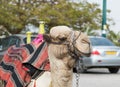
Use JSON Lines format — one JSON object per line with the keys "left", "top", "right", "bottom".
{"left": 43, "top": 34, "right": 51, "bottom": 42}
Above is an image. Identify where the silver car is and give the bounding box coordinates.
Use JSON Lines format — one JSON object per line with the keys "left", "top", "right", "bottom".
{"left": 75, "top": 36, "right": 120, "bottom": 73}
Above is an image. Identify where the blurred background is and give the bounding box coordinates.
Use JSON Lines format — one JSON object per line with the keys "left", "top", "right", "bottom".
{"left": 0, "top": 0, "right": 120, "bottom": 46}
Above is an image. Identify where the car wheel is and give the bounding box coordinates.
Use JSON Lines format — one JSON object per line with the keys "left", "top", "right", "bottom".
{"left": 75, "top": 66, "right": 87, "bottom": 73}
{"left": 108, "top": 68, "right": 119, "bottom": 73}
{"left": 73, "top": 67, "right": 86, "bottom": 73}
{"left": 73, "top": 59, "right": 87, "bottom": 73}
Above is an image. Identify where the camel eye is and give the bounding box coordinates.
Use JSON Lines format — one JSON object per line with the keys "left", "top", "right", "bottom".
{"left": 59, "top": 37, "right": 67, "bottom": 41}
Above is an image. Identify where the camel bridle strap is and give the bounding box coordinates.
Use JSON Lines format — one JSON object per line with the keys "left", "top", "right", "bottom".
{"left": 49, "top": 31, "right": 83, "bottom": 59}
{"left": 49, "top": 30, "right": 91, "bottom": 59}
{"left": 67, "top": 31, "right": 82, "bottom": 59}
{"left": 68, "top": 31, "right": 81, "bottom": 87}
{"left": 68, "top": 31, "right": 91, "bottom": 58}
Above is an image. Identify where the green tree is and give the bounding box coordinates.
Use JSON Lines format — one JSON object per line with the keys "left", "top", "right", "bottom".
{"left": 0, "top": 0, "right": 111, "bottom": 34}
{"left": 38, "top": 1, "right": 102, "bottom": 32}
{"left": 0, "top": 0, "right": 48, "bottom": 34}
{"left": 107, "top": 30, "right": 120, "bottom": 46}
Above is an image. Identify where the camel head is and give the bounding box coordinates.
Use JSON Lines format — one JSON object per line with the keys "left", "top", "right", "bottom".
{"left": 43, "top": 26, "right": 91, "bottom": 87}
{"left": 43, "top": 26, "right": 91, "bottom": 58}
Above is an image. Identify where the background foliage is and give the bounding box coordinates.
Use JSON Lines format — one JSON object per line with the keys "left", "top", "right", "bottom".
{"left": 0, "top": 0, "right": 103, "bottom": 34}
{"left": 0, "top": 0, "right": 119, "bottom": 46}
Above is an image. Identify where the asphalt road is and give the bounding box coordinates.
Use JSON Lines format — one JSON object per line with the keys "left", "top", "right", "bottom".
{"left": 72, "top": 68, "right": 120, "bottom": 87}
{"left": 0, "top": 68, "right": 120, "bottom": 87}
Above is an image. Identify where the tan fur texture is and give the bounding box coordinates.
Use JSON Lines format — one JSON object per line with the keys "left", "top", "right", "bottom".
{"left": 48, "top": 44, "right": 75, "bottom": 87}
{"left": 44, "top": 26, "right": 91, "bottom": 87}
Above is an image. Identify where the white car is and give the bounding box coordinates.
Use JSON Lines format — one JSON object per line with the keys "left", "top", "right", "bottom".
{"left": 74, "top": 36, "right": 120, "bottom": 73}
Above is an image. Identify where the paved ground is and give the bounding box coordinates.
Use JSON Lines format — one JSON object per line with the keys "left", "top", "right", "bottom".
{"left": 72, "top": 68, "right": 120, "bottom": 87}
{"left": 1, "top": 68, "right": 120, "bottom": 87}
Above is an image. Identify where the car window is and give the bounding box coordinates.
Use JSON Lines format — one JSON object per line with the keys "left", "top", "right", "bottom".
{"left": 0, "top": 36, "right": 20, "bottom": 51}
{"left": 90, "top": 37, "right": 115, "bottom": 46}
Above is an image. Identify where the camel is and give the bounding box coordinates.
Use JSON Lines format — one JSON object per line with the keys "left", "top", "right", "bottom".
{"left": 0, "top": 26, "right": 91, "bottom": 87}
{"left": 31, "top": 26, "right": 91, "bottom": 87}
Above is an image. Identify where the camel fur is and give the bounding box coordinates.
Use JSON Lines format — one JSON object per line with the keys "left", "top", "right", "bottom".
{"left": 43, "top": 26, "right": 91, "bottom": 87}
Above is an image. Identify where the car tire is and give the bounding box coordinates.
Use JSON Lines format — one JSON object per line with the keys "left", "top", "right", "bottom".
{"left": 73, "top": 67, "right": 85, "bottom": 73}
{"left": 74, "top": 66, "right": 87, "bottom": 73}
{"left": 108, "top": 68, "right": 119, "bottom": 73}
{"left": 73, "top": 59, "right": 87, "bottom": 73}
